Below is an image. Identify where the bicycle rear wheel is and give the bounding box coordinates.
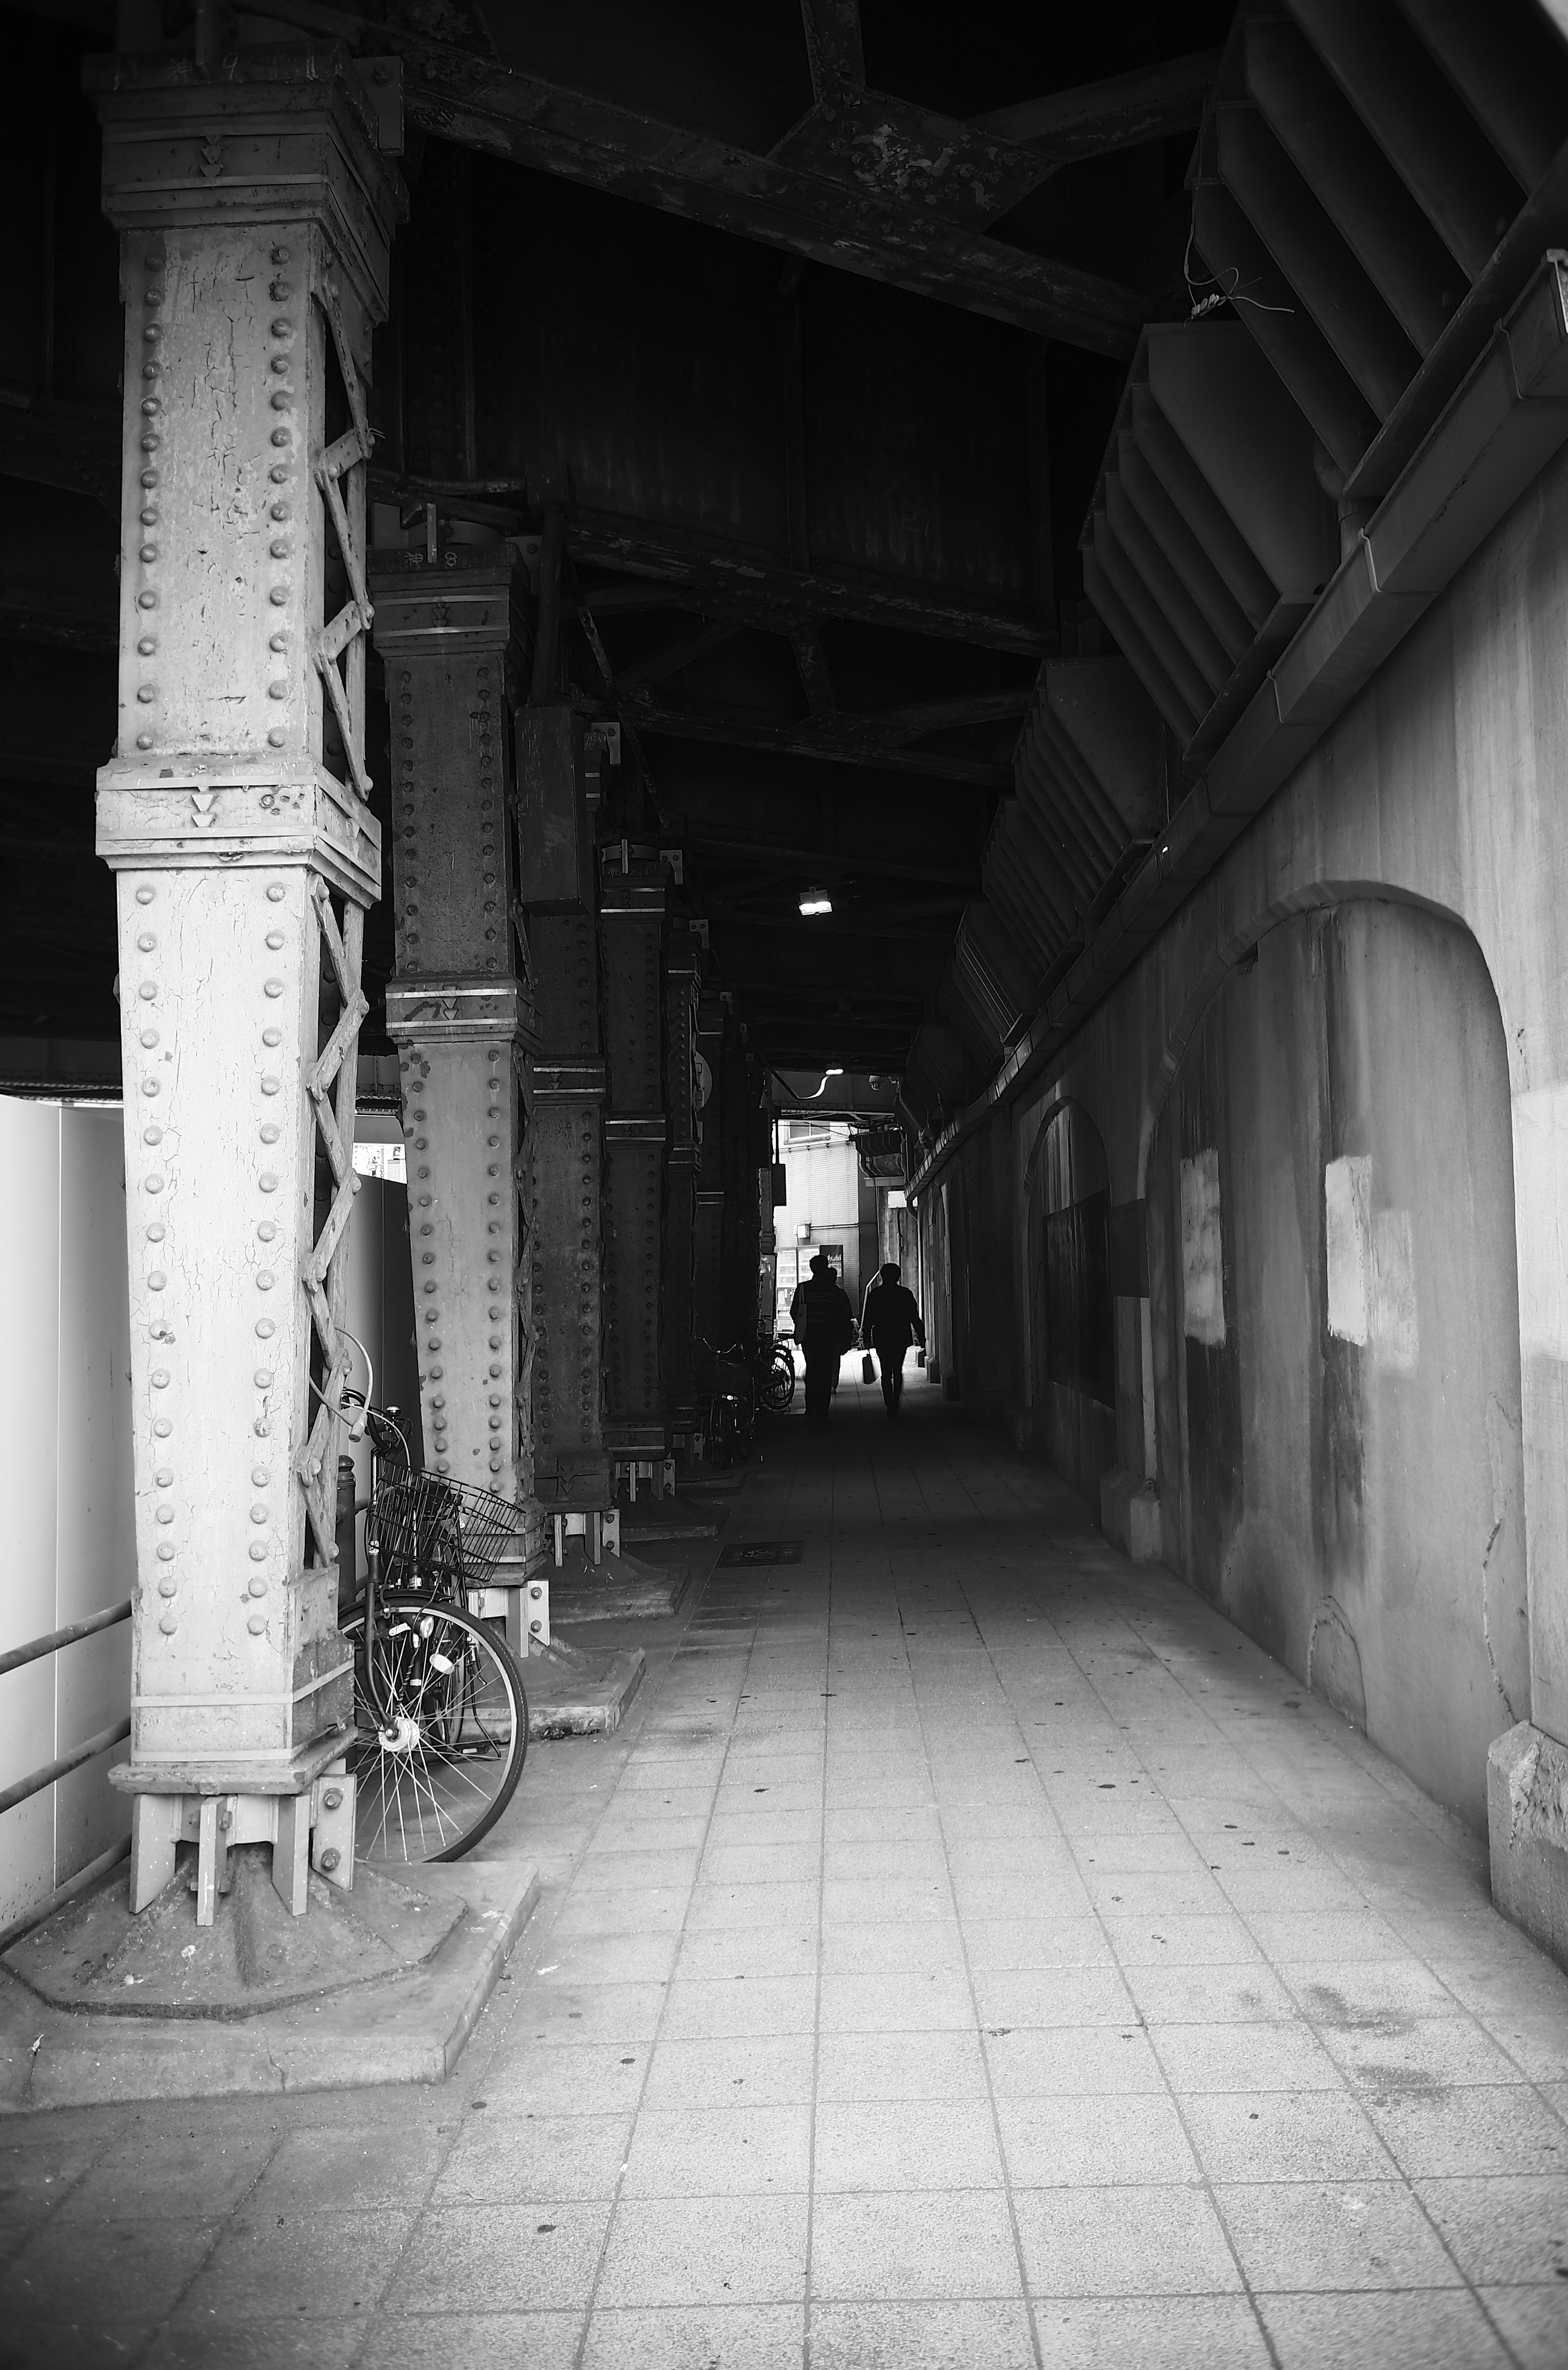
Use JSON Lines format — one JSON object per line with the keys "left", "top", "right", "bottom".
{"left": 341, "top": 1595, "right": 528, "bottom": 1863}
{"left": 760, "top": 1345, "right": 796, "bottom": 1410}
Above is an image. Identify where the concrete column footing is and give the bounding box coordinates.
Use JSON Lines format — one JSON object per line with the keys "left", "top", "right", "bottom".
{"left": 1488, "top": 1719, "right": 1568, "bottom": 1973}
{"left": 1100, "top": 1464, "right": 1163, "bottom": 1561}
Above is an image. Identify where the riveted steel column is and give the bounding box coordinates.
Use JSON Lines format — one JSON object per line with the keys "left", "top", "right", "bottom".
{"left": 519, "top": 707, "right": 610, "bottom": 1513}
{"left": 86, "top": 50, "right": 403, "bottom": 1849}
{"left": 599, "top": 851, "right": 668, "bottom": 1461}
{"left": 370, "top": 548, "right": 541, "bottom": 1565}
{"left": 692, "top": 989, "right": 726, "bottom": 1355}
{"left": 662, "top": 924, "right": 700, "bottom": 1435}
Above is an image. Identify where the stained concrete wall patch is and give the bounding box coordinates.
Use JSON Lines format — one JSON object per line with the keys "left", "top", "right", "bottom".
{"left": 1513, "top": 1080, "right": 1568, "bottom": 1362}
{"left": 1179, "top": 1147, "right": 1225, "bottom": 1345}
{"left": 1325, "top": 1155, "right": 1417, "bottom": 1371}
{"left": 1325, "top": 1154, "right": 1372, "bottom": 1346}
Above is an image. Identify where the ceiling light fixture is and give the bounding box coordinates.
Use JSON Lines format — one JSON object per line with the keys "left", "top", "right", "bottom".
{"left": 798, "top": 886, "right": 833, "bottom": 915}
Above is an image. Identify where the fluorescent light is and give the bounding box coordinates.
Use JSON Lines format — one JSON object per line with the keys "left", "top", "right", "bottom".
{"left": 825, "top": 1067, "right": 844, "bottom": 1077}
{"left": 798, "top": 886, "right": 833, "bottom": 915}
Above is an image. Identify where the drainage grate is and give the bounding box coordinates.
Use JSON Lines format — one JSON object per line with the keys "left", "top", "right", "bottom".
{"left": 717, "top": 1539, "right": 805, "bottom": 1567}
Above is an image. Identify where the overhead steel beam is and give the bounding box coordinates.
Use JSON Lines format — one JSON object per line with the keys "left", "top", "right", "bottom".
{"left": 971, "top": 50, "right": 1221, "bottom": 163}
{"left": 254, "top": 0, "right": 1151, "bottom": 354}
{"left": 637, "top": 700, "right": 1013, "bottom": 786}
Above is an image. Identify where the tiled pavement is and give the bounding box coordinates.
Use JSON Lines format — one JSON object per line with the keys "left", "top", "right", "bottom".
{"left": 4, "top": 1365, "right": 1568, "bottom": 2367}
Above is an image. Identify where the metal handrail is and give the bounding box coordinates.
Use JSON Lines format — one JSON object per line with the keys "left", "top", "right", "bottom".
{"left": 0, "top": 1596, "right": 135, "bottom": 1952}
{"left": 0, "top": 1597, "right": 131, "bottom": 1681}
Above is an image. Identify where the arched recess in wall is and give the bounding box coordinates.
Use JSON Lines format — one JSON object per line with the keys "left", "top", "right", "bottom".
{"left": 1143, "top": 895, "right": 1526, "bottom": 1836}
{"left": 1025, "top": 1098, "right": 1116, "bottom": 1511}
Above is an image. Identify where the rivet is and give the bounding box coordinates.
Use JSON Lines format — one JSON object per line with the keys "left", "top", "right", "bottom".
{"left": 145, "top": 1173, "right": 164, "bottom": 1192}
{"left": 262, "top": 1027, "right": 281, "bottom": 1046}
{"left": 141, "top": 1077, "right": 158, "bottom": 1096}
{"left": 158, "top": 1577, "right": 177, "bottom": 1598}
{"left": 255, "top": 1318, "right": 275, "bottom": 1338}
{"left": 247, "top": 1612, "right": 267, "bottom": 1635}
{"left": 263, "top": 978, "right": 284, "bottom": 997}
{"left": 265, "top": 930, "right": 284, "bottom": 949}
{"left": 268, "top": 587, "right": 290, "bottom": 606}
{"left": 143, "top": 1125, "right": 162, "bottom": 1145}
{"left": 267, "top": 728, "right": 286, "bottom": 747}
{"left": 269, "top": 461, "right": 289, "bottom": 480}
{"left": 138, "top": 982, "right": 156, "bottom": 1001}
{"left": 270, "top": 428, "right": 290, "bottom": 448}
{"left": 160, "top": 1612, "right": 179, "bottom": 1635}
{"left": 249, "top": 1575, "right": 267, "bottom": 1595}
{"left": 260, "top": 1123, "right": 280, "bottom": 1144}
{"left": 137, "top": 636, "right": 155, "bottom": 656}
{"left": 272, "top": 245, "right": 290, "bottom": 263}
{"left": 265, "top": 884, "right": 286, "bottom": 903}
{"left": 255, "top": 1368, "right": 273, "bottom": 1387}
{"left": 136, "top": 683, "right": 156, "bottom": 703}
{"left": 134, "top": 885, "right": 154, "bottom": 906}
{"left": 151, "top": 1368, "right": 169, "bottom": 1388}
{"left": 139, "top": 546, "right": 157, "bottom": 565}
{"left": 259, "top": 1172, "right": 278, "bottom": 1192}
{"left": 252, "top": 1466, "right": 270, "bottom": 1486}
{"left": 257, "top": 1221, "right": 276, "bottom": 1241}
{"left": 154, "top": 1416, "right": 172, "bottom": 1437}
{"left": 268, "top": 632, "right": 288, "bottom": 653}
{"left": 256, "top": 1270, "right": 274, "bottom": 1290}
{"left": 156, "top": 1541, "right": 175, "bottom": 1561}
{"left": 261, "top": 1075, "right": 280, "bottom": 1096}
{"left": 136, "top": 733, "right": 154, "bottom": 750}
{"left": 137, "top": 590, "right": 156, "bottom": 610}
{"left": 147, "top": 1270, "right": 167, "bottom": 1290}
{"left": 267, "top": 680, "right": 288, "bottom": 699}
{"left": 147, "top": 1222, "right": 165, "bottom": 1241}
{"left": 140, "top": 470, "right": 158, "bottom": 489}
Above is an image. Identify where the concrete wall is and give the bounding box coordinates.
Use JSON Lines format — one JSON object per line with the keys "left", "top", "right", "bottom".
{"left": 0, "top": 1101, "right": 133, "bottom": 1928}
{"left": 775, "top": 1126, "right": 870, "bottom": 1317}
{"left": 917, "top": 428, "right": 1568, "bottom": 1841}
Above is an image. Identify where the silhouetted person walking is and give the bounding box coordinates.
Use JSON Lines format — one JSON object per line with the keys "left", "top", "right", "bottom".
{"left": 861, "top": 1261, "right": 925, "bottom": 1419}
{"left": 790, "top": 1253, "right": 855, "bottom": 1424}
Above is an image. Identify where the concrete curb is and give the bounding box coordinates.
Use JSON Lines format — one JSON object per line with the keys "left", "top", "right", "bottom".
{"left": 0, "top": 1857, "right": 538, "bottom": 2111}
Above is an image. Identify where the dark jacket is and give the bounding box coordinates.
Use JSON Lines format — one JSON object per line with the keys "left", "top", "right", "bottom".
{"left": 862, "top": 1281, "right": 925, "bottom": 1351}
{"left": 790, "top": 1274, "right": 855, "bottom": 1357}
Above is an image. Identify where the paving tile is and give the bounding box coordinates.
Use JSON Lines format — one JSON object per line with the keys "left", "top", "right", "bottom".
{"left": 813, "top": 2097, "right": 1004, "bottom": 2191}
{"left": 50, "top": 2128, "right": 275, "bottom": 2225}
{"left": 661, "top": 1974, "right": 817, "bottom": 2040}
{"left": 1152, "top": 2022, "right": 1343, "bottom": 2093}
{"left": 1, "top": 2217, "right": 220, "bottom": 2329}
{"left": 995, "top": 2092, "right": 1197, "bottom": 2186}
{"left": 1364, "top": 2083, "right": 1568, "bottom": 2177}
{"left": 1244, "top": 1911, "right": 1412, "bottom": 1963}
{"left": 1280, "top": 1960, "right": 1466, "bottom": 2024}
{"left": 808, "top": 2298, "right": 1037, "bottom": 2368}
{"left": 595, "top": 2193, "right": 808, "bottom": 2306}
{"left": 809, "top": 2189, "right": 1022, "bottom": 2301}
{"left": 1478, "top": 2283, "right": 1568, "bottom": 2367}
{"left": 169, "top": 2211, "right": 411, "bottom": 2323}
{"left": 572, "top": 1848, "right": 702, "bottom": 1893}
{"left": 1256, "top": 2290, "right": 1510, "bottom": 2369}
{"left": 960, "top": 1919, "right": 1116, "bottom": 1971}
{"left": 685, "top": 1882, "right": 821, "bottom": 1931}
{"left": 818, "top": 1969, "right": 977, "bottom": 2033}
{"left": 971, "top": 1967, "right": 1136, "bottom": 2028}
{"left": 1416, "top": 2174, "right": 1568, "bottom": 2283}
{"left": 1100, "top": 1913, "right": 1263, "bottom": 1966}
{"left": 551, "top": 1887, "right": 693, "bottom": 1938}
{"left": 982, "top": 2026, "right": 1163, "bottom": 2097}
{"left": 581, "top": 2303, "right": 804, "bottom": 2369}
{"left": 1182, "top": 2091, "right": 1390, "bottom": 2182}
{"left": 815, "top": 2029, "right": 989, "bottom": 2103}
{"left": 675, "top": 1927, "right": 819, "bottom": 1980}
{"left": 1319, "top": 2015, "right": 1535, "bottom": 2092}
{"left": 530, "top": 1931, "right": 683, "bottom": 1986}
{"left": 821, "top": 1878, "right": 951, "bottom": 1925}
{"left": 821, "top": 1919, "right": 965, "bottom": 1974}
{"left": 701, "top": 1842, "right": 822, "bottom": 1886}
{"left": 517, "top": 1982, "right": 668, "bottom": 2048}
{"left": 485, "top": 2043, "right": 650, "bottom": 2115}
{"left": 1120, "top": 1964, "right": 1298, "bottom": 2024}
{"left": 1215, "top": 2181, "right": 1461, "bottom": 2290}
{"left": 1014, "top": 2185, "right": 1239, "bottom": 2297}
{"left": 1031, "top": 2296, "right": 1272, "bottom": 2368}
{"left": 385, "top": 2203, "right": 611, "bottom": 2314}
{"left": 621, "top": 2104, "right": 810, "bottom": 2196}
{"left": 431, "top": 2113, "right": 633, "bottom": 2203}
{"left": 641, "top": 2033, "right": 816, "bottom": 2110}
{"left": 140, "top": 2323, "right": 370, "bottom": 2369}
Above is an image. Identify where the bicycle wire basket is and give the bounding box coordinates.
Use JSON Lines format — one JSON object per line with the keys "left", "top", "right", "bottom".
{"left": 372, "top": 1470, "right": 524, "bottom": 1590}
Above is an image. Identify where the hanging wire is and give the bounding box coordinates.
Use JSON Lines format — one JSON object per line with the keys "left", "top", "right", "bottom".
{"left": 1183, "top": 225, "right": 1296, "bottom": 320}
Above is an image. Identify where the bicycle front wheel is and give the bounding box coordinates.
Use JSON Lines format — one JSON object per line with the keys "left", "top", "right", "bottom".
{"left": 760, "top": 1348, "right": 796, "bottom": 1410}
{"left": 341, "top": 1596, "right": 528, "bottom": 1863}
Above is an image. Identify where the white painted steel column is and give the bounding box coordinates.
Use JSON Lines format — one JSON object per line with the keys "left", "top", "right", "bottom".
{"left": 87, "top": 49, "right": 403, "bottom": 1904}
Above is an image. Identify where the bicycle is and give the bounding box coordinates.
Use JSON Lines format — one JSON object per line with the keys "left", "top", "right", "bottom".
{"left": 334, "top": 1347, "right": 529, "bottom": 1867}
{"left": 755, "top": 1328, "right": 797, "bottom": 1411}
{"left": 696, "top": 1336, "right": 756, "bottom": 1468}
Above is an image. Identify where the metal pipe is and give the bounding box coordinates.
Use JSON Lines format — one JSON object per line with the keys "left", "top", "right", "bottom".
{"left": 0, "top": 1720, "right": 132, "bottom": 1821}
{"left": 0, "top": 1598, "right": 130, "bottom": 1682}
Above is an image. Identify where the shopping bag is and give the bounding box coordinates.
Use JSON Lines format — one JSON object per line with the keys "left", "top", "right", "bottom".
{"left": 861, "top": 1352, "right": 875, "bottom": 1384}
